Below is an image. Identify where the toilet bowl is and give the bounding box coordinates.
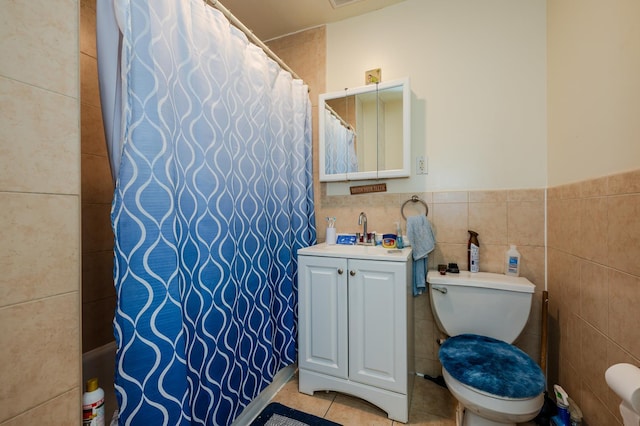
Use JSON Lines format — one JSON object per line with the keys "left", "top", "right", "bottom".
{"left": 427, "top": 271, "right": 545, "bottom": 426}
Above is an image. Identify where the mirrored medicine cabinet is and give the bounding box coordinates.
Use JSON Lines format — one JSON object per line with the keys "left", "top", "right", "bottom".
{"left": 319, "top": 77, "right": 410, "bottom": 182}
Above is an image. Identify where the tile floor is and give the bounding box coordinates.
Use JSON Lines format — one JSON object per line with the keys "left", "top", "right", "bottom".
{"left": 270, "top": 372, "right": 540, "bottom": 425}
{"left": 270, "top": 372, "right": 457, "bottom": 425}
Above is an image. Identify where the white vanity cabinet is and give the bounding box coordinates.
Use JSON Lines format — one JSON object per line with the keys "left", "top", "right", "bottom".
{"left": 297, "top": 244, "right": 414, "bottom": 423}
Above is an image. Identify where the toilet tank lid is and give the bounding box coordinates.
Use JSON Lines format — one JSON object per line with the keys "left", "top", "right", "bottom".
{"left": 427, "top": 271, "right": 535, "bottom": 293}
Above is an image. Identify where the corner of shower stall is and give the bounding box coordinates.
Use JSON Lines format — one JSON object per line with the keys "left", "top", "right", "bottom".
{"left": 82, "top": 341, "right": 118, "bottom": 423}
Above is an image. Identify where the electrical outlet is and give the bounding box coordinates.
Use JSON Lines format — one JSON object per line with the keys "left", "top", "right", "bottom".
{"left": 416, "top": 156, "right": 427, "bottom": 175}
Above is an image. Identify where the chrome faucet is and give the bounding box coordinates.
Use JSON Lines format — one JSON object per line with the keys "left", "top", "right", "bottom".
{"left": 358, "top": 212, "right": 367, "bottom": 243}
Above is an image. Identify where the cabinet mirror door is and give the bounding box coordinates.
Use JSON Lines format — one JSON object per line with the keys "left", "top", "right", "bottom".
{"left": 319, "top": 78, "right": 411, "bottom": 182}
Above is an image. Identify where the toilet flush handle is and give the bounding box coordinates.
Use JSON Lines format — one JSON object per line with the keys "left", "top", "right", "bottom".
{"left": 432, "top": 286, "right": 448, "bottom": 294}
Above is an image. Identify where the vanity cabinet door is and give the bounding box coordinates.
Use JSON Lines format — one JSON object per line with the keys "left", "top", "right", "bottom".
{"left": 348, "top": 259, "right": 406, "bottom": 393}
{"left": 298, "top": 256, "right": 348, "bottom": 379}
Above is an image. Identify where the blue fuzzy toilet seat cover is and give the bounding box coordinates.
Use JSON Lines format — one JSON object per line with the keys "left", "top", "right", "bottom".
{"left": 439, "top": 334, "right": 545, "bottom": 399}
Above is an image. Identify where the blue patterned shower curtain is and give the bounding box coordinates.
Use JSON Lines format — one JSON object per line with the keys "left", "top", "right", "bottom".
{"left": 323, "top": 108, "right": 358, "bottom": 174}
{"left": 100, "top": 0, "right": 316, "bottom": 424}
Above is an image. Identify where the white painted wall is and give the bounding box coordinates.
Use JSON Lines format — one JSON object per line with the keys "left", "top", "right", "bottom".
{"left": 547, "top": 0, "right": 640, "bottom": 186}
{"left": 325, "top": 0, "right": 547, "bottom": 194}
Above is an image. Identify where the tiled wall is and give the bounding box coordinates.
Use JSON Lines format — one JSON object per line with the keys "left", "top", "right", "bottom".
{"left": 268, "top": 27, "right": 546, "bottom": 379}
{"left": 80, "top": 0, "right": 116, "bottom": 353}
{"left": 267, "top": 26, "right": 326, "bottom": 215}
{"left": 0, "top": 0, "right": 81, "bottom": 424}
{"left": 315, "top": 190, "right": 546, "bottom": 377}
{"left": 547, "top": 169, "right": 640, "bottom": 426}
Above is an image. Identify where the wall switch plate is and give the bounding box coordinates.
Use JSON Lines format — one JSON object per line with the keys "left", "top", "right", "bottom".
{"left": 416, "top": 156, "right": 427, "bottom": 174}
{"left": 365, "top": 68, "right": 381, "bottom": 85}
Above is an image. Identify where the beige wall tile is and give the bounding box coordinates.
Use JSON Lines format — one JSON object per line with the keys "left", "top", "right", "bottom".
{"left": 580, "top": 386, "right": 619, "bottom": 426}
{"left": 0, "top": 0, "right": 78, "bottom": 97}
{"left": 606, "top": 340, "right": 639, "bottom": 423}
{"left": 429, "top": 243, "right": 467, "bottom": 271}
{"left": 580, "top": 261, "right": 608, "bottom": 333}
{"left": 507, "top": 200, "right": 545, "bottom": 246}
{"left": 515, "top": 331, "right": 541, "bottom": 365}
{"left": 81, "top": 102, "right": 108, "bottom": 157}
{"left": 579, "top": 197, "right": 609, "bottom": 263}
{"left": 413, "top": 294, "right": 433, "bottom": 321}
{"left": 1, "top": 388, "right": 80, "bottom": 426}
{"left": 0, "top": 294, "right": 80, "bottom": 422}
{"left": 81, "top": 203, "right": 114, "bottom": 253}
{"left": 508, "top": 188, "right": 545, "bottom": 202}
{"left": 558, "top": 360, "right": 580, "bottom": 408}
{"left": 0, "top": 77, "right": 80, "bottom": 194}
{"left": 608, "top": 269, "right": 640, "bottom": 359}
{"left": 82, "top": 154, "right": 114, "bottom": 204}
{"left": 82, "top": 296, "right": 116, "bottom": 352}
{"left": 608, "top": 169, "right": 640, "bottom": 196}
{"left": 547, "top": 198, "right": 581, "bottom": 253}
{"left": 580, "top": 175, "right": 608, "bottom": 198}
{"left": 414, "top": 318, "right": 436, "bottom": 360}
{"left": 82, "top": 251, "right": 115, "bottom": 303}
{"left": 0, "top": 193, "right": 80, "bottom": 307}
{"left": 519, "top": 245, "right": 545, "bottom": 290}
{"left": 81, "top": 53, "right": 101, "bottom": 108}
{"left": 468, "top": 202, "right": 507, "bottom": 245}
{"left": 479, "top": 244, "right": 507, "bottom": 273}
{"left": 608, "top": 194, "right": 640, "bottom": 277}
{"left": 80, "top": 0, "right": 97, "bottom": 58}
{"left": 580, "top": 322, "right": 609, "bottom": 399}
{"left": 268, "top": 26, "right": 325, "bottom": 109}
{"left": 468, "top": 190, "right": 506, "bottom": 203}
{"left": 432, "top": 203, "right": 468, "bottom": 244}
{"left": 563, "top": 312, "right": 582, "bottom": 372}
{"left": 549, "top": 170, "right": 640, "bottom": 425}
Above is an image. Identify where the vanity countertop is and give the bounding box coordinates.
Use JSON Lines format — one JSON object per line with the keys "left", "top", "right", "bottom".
{"left": 298, "top": 243, "right": 412, "bottom": 262}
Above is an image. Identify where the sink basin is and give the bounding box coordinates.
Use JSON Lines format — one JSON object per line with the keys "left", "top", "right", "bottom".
{"left": 298, "top": 243, "right": 412, "bottom": 262}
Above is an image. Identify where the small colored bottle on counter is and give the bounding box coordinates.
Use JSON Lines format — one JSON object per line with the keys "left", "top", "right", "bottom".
{"left": 395, "top": 222, "right": 404, "bottom": 249}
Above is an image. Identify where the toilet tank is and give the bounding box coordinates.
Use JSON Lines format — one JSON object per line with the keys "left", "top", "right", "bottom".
{"left": 427, "top": 271, "right": 535, "bottom": 343}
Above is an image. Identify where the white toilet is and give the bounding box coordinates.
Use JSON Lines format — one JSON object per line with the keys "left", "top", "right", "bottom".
{"left": 427, "top": 271, "right": 545, "bottom": 426}
{"left": 606, "top": 363, "right": 640, "bottom": 426}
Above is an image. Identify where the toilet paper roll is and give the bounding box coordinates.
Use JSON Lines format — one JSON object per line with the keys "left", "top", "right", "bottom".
{"left": 606, "top": 363, "right": 640, "bottom": 412}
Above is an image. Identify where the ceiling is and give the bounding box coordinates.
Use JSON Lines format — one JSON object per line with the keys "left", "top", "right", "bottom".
{"left": 218, "top": 0, "right": 408, "bottom": 41}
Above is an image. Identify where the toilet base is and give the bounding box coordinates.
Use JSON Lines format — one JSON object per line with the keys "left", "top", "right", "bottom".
{"left": 458, "top": 404, "right": 517, "bottom": 425}
{"left": 444, "top": 369, "right": 543, "bottom": 426}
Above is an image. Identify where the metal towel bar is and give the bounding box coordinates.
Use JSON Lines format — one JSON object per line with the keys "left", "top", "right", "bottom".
{"left": 401, "top": 195, "right": 428, "bottom": 220}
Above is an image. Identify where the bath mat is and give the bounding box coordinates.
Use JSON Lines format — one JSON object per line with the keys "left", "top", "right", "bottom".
{"left": 251, "top": 402, "right": 342, "bottom": 426}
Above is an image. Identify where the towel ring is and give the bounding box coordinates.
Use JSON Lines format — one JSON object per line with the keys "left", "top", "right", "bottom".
{"left": 401, "top": 195, "right": 428, "bottom": 220}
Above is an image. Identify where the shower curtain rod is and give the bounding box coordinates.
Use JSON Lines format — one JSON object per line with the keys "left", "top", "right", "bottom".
{"left": 205, "top": 0, "right": 303, "bottom": 82}
{"left": 325, "top": 103, "right": 353, "bottom": 131}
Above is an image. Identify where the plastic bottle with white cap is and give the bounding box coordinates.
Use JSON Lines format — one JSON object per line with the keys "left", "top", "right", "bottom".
{"left": 82, "top": 377, "right": 105, "bottom": 426}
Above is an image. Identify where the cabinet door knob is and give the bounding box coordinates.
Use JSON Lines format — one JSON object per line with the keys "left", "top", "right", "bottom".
{"left": 337, "top": 268, "right": 344, "bottom": 275}
{"left": 349, "top": 270, "right": 356, "bottom": 276}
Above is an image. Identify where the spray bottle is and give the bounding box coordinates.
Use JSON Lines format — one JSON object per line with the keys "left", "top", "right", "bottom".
{"left": 467, "top": 230, "right": 480, "bottom": 273}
